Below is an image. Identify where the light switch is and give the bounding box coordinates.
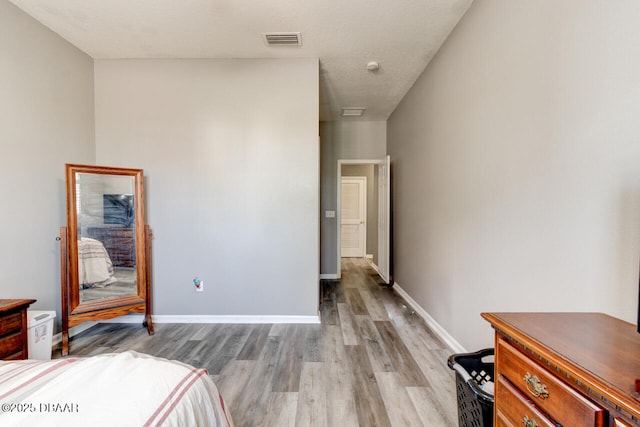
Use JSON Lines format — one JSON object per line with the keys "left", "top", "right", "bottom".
{"left": 325, "top": 210, "right": 336, "bottom": 218}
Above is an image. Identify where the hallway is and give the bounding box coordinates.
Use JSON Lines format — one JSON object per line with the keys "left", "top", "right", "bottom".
{"left": 319, "top": 258, "right": 458, "bottom": 426}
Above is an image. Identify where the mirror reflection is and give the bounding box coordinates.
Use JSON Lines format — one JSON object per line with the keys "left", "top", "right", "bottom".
{"left": 75, "top": 172, "right": 137, "bottom": 303}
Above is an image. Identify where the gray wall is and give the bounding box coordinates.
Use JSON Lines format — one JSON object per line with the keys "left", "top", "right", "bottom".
{"left": 320, "top": 121, "right": 387, "bottom": 276}
{"left": 1, "top": 3, "right": 320, "bottom": 323}
{"left": 342, "top": 164, "right": 378, "bottom": 263}
{"left": 94, "top": 58, "right": 320, "bottom": 317}
{"left": 388, "top": 0, "right": 640, "bottom": 351}
{"left": 0, "top": 0, "right": 95, "bottom": 324}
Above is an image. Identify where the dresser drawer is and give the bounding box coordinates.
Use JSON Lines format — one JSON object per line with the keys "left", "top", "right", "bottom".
{"left": 0, "top": 312, "right": 22, "bottom": 336}
{"left": 495, "top": 410, "right": 511, "bottom": 427}
{"left": 496, "top": 375, "right": 556, "bottom": 427}
{"left": 0, "top": 332, "right": 24, "bottom": 359}
{"left": 497, "top": 337, "right": 606, "bottom": 426}
{"left": 2, "top": 348, "right": 25, "bottom": 360}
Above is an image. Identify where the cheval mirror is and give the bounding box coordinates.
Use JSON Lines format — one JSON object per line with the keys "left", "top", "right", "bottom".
{"left": 60, "top": 164, "right": 153, "bottom": 356}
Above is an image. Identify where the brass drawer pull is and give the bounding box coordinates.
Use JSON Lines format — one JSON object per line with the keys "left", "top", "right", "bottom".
{"left": 524, "top": 373, "right": 549, "bottom": 399}
{"left": 523, "top": 415, "right": 538, "bottom": 427}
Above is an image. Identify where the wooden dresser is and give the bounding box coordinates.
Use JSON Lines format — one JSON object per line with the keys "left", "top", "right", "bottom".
{"left": 482, "top": 312, "right": 640, "bottom": 427}
{"left": 0, "top": 299, "right": 36, "bottom": 360}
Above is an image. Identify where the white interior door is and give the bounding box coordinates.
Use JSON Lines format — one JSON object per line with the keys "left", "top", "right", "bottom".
{"left": 341, "top": 177, "right": 366, "bottom": 257}
{"left": 377, "top": 155, "right": 391, "bottom": 283}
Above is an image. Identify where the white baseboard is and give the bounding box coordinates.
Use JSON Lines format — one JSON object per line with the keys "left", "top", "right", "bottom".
{"left": 393, "top": 282, "right": 467, "bottom": 353}
{"left": 99, "top": 314, "right": 321, "bottom": 324}
{"left": 320, "top": 273, "right": 339, "bottom": 280}
{"left": 365, "top": 254, "right": 373, "bottom": 259}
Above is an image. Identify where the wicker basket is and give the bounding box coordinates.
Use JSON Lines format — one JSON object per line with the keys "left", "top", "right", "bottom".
{"left": 447, "top": 348, "right": 495, "bottom": 427}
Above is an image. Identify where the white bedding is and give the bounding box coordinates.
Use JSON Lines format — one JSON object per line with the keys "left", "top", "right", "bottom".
{"left": 78, "top": 237, "right": 117, "bottom": 287}
{"left": 0, "top": 351, "right": 234, "bottom": 427}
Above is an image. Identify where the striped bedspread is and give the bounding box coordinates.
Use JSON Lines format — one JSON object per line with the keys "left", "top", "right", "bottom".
{"left": 78, "top": 237, "right": 117, "bottom": 287}
{"left": 0, "top": 351, "right": 234, "bottom": 427}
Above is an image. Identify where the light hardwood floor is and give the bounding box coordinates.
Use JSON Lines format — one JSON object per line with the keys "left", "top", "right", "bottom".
{"left": 56, "top": 258, "right": 458, "bottom": 426}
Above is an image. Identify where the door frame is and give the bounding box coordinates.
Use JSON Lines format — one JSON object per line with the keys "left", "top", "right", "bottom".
{"left": 337, "top": 158, "right": 390, "bottom": 281}
{"left": 340, "top": 176, "right": 367, "bottom": 258}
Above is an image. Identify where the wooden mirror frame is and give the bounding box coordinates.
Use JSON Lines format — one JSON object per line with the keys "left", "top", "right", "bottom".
{"left": 60, "top": 164, "right": 153, "bottom": 355}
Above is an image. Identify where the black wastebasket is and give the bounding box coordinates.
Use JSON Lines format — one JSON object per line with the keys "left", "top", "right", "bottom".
{"left": 447, "top": 348, "right": 495, "bottom": 427}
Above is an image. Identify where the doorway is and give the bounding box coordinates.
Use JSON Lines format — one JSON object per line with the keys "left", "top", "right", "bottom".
{"left": 337, "top": 156, "right": 390, "bottom": 283}
{"left": 340, "top": 176, "right": 367, "bottom": 258}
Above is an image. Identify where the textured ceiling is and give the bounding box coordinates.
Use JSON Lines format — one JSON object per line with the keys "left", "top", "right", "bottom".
{"left": 9, "top": 0, "right": 473, "bottom": 121}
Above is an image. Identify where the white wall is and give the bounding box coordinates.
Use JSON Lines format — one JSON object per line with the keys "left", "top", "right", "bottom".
{"left": 94, "top": 58, "right": 319, "bottom": 317}
{"left": 0, "top": 0, "right": 95, "bottom": 319}
{"left": 388, "top": 0, "right": 640, "bottom": 351}
{"left": 320, "top": 121, "right": 387, "bottom": 275}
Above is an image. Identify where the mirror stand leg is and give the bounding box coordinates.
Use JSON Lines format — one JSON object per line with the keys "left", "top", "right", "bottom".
{"left": 144, "top": 314, "right": 154, "bottom": 335}
{"left": 61, "top": 330, "right": 69, "bottom": 356}
{"left": 144, "top": 225, "right": 154, "bottom": 336}
{"left": 60, "top": 227, "right": 70, "bottom": 357}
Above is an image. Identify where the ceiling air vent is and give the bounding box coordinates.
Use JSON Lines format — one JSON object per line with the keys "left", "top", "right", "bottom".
{"left": 341, "top": 107, "right": 366, "bottom": 117}
{"left": 263, "top": 32, "right": 302, "bottom": 46}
